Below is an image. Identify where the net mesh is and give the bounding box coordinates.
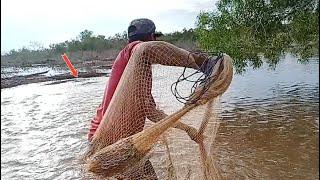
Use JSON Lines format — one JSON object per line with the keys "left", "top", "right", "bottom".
{"left": 82, "top": 41, "right": 233, "bottom": 179}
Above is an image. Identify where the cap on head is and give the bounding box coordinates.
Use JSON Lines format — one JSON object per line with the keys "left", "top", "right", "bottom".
{"left": 128, "top": 18, "right": 163, "bottom": 39}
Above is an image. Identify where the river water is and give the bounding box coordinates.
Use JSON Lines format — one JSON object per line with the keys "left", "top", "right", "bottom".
{"left": 1, "top": 54, "right": 319, "bottom": 179}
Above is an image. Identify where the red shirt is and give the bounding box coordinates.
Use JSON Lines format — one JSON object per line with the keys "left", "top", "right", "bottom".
{"left": 88, "top": 41, "right": 141, "bottom": 141}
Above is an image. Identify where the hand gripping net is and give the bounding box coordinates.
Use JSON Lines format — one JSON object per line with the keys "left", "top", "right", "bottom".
{"left": 83, "top": 41, "right": 233, "bottom": 179}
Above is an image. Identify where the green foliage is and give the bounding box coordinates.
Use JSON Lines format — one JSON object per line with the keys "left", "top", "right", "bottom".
{"left": 50, "top": 42, "right": 67, "bottom": 54}
{"left": 78, "top": 30, "right": 94, "bottom": 41}
{"left": 1, "top": 29, "right": 196, "bottom": 67}
{"left": 196, "top": 0, "right": 319, "bottom": 73}
{"left": 61, "top": 30, "right": 127, "bottom": 53}
{"left": 1, "top": 30, "right": 127, "bottom": 66}
{"left": 158, "top": 28, "right": 199, "bottom": 50}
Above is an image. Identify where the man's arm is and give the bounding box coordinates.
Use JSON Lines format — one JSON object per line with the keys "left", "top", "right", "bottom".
{"left": 145, "top": 96, "right": 203, "bottom": 143}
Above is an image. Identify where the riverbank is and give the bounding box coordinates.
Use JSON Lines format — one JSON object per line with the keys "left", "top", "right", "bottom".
{"left": 1, "top": 58, "right": 114, "bottom": 89}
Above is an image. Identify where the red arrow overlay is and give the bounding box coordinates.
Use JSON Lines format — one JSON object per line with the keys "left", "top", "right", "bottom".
{"left": 61, "top": 53, "right": 78, "bottom": 77}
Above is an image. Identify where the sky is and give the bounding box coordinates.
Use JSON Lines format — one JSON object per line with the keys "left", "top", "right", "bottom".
{"left": 1, "top": 0, "right": 217, "bottom": 53}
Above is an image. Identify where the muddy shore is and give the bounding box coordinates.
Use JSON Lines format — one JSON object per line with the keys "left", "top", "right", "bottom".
{"left": 1, "top": 58, "right": 114, "bottom": 89}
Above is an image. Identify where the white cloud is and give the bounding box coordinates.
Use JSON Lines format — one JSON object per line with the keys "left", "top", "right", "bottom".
{"left": 1, "top": 0, "right": 216, "bottom": 52}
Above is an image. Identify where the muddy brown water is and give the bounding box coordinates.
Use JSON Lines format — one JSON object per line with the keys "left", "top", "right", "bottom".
{"left": 1, "top": 54, "right": 319, "bottom": 179}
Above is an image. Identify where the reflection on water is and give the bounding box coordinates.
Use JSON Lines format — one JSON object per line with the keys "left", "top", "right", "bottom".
{"left": 217, "top": 85, "right": 319, "bottom": 179}
{"left": 1, "top": 54, "right": 319, "bottom": 179}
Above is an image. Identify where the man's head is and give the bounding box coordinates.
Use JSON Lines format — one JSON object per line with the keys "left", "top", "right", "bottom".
{"left": 128, "top": 18, "right": 163, "bottom": 43}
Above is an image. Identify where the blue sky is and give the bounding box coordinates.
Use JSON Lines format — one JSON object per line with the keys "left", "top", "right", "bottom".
{"left": 1, "top": 0, "right": 217, "bottom": 53}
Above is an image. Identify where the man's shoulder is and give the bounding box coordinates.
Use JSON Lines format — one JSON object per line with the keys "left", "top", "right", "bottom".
{"left": 126, "top": 41, "right": 143, "bottom": 50}
{"left": 114, "top": 41, "right": 143, "bottom": 64}
{"left": 120, "top": 41, "right": 142, "bottom": 56}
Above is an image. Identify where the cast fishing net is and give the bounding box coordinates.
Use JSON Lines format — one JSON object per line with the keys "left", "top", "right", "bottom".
{"left": 82, "top": 41, "right": 233, "bottom": 179}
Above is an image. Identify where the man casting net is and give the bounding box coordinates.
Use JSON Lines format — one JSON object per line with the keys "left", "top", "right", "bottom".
{"left": 82, "top": 39, "right": 233, "bottom": 179}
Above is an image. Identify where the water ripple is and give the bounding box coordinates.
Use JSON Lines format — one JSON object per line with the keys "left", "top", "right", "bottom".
{"left": 1, "top": 57, "right": 319, "bottom": 179}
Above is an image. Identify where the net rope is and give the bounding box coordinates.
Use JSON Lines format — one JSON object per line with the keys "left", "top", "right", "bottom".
{"left": 171, "top": 52, "right": 223, "bottom": 104}
{"left": 82, "top": 41, "right": 233, "bottom": 179}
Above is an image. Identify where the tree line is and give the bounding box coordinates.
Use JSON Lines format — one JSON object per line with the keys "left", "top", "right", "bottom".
{"left": 2, "top": 0, "right": 318, "bottom": 71}
{"left": 1, "top": 29, "right": 198, "bottom": 67}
